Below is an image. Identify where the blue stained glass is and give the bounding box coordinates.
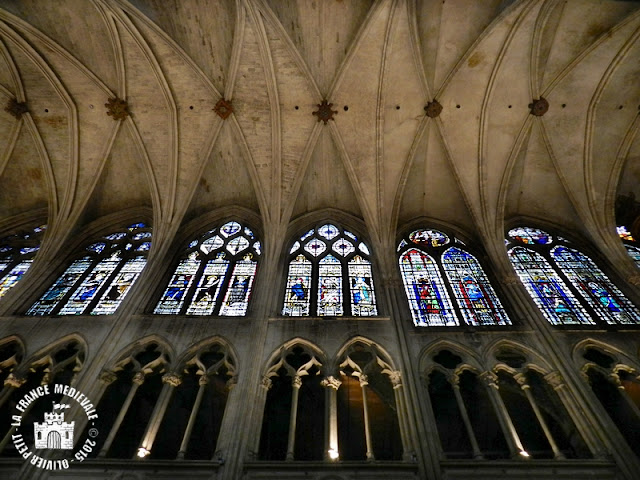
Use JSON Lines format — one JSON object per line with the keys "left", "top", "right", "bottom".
{"left": 0, "top": 246, "right": 11, "bottom": 254}
{"left": 508, "top": 246, "right": 592, "bottom": 325}
{"left": 105, "top": 233, "right": 127, "bottom": 241}
{"left": 93, "top": 257, "right": 146, "bottom": 314}
{"left": 318, "top": 224, "right": 339, "bottom": 240}
{"left": 317, "top": 255, "right": 343, "bottom": 316}
{"left": 0, "top": 261, "right": 33, "bottom": 299}
{"left": 34, "top": 225, "right": 46, "bottom": 233}
{"left": 19, "top": 247, "right": 39, "bottom": 255}
{"left": 409, "top": 229, "right": 450, "bottom": 247}
{"left": 442, "top": 247, "right": 510, "bottom": 326}
{"left": 349, "top": 256, "right": 377, "bottom": 316}
{"left": 59, "top": 255, "right": 121, "bottom": 315}
{"left": 220, "top": 221, "right": 241, "bottom": 237}
{"left": 399, "top": 249, "right": 457, "bottom": 326}
{"left": 27, "top": 259, "right": 92, "bottom": 315}
{"left": 133, "top": 232, "right": 152, "bottom": 240}
{"left": 358, "top": 243, "right": 370, "bottom": 255}
{"left": 189, "top": 240, "right": 198, "bottom": 248}
{"left": 155, "top": 258, "right": 200, "bottom": 314}
{"left": 617, "top": 226, "right": 635, "bottom": 242}
{"left": 282, "top": 255, "right": 312, "bottom": 316}
{"left": 128, "top": 222, "right": 146, "bottom": 230}
{"left": 201, "top": 235, "right": 224, "bottom": 254}
{"left": 626, "top": 245, "right": 640, "bottom": 268}
{"left": 244, "top": 227, "right": 255, "bottom": 239}
{"left": 305, "top": 239, "right": 326, "bottom": 257}
{"left": 300, "top": 229, "right": 315, "bottom": 241}
{"left": 397, "top": 239, "right": 407, "bottom": 252}
{"left": 344, "top": 231, "right": 357, "bottom": 241}
{"left": 137, "top": 242, "right": 151, "bottom": 251}
{"left": 86, "top": 243, "right": 106, "bottom": 253}
{"left": 226, "top": 236, "right": 249, "bottom": 255}
{"left": 186, "top": 259, "right": 229, "bottom": 315}
{"left": 508, "top": 227, "right": 552, "bottom": 245}
{"left": 552, "top": 246, "right": 640, "bottom": 325}
{"left": 254, "top": 241, "right": 262, "bottom": 255}
{"left": 0, "top": 260, "right": 9, "bottom": 276}
{"left": 290, "top": 241, "right": 301, "bottom": 254}
{"left": 220, "top": 256, "right": 257, "bottom": 316}
{"left": 332, "top": 238, "right": 354, "bottom": 257}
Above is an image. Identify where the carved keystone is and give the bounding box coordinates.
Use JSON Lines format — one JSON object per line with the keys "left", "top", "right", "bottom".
{"left": 424, "top": 100, "right": 443, "bottom": 118}
{"left": 214, "top": 98, "right": 233, "bottom": 119}
{"left": 529, "top": 97, "right": 549, "bottom": 116}
{"left": 105, "top": 97, "right": 129, "bottom": 121}
{"left": 312, "top": 99, "right": 337, "bottom": 124}
{"left": 5, "top": 98, "right": 28, "bottom": 119}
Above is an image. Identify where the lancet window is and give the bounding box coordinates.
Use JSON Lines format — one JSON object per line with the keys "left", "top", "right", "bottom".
{"left": 398, "top": 228, "right": 510, "bottom": 327}
{"left": 154, "top": 221, "right": 260, "bottom": 316}
{"left": 0, "top": 225, "right": 46, "bottom": 299}
{"left": 27, "top": 223, "right": 151, "bottom": 316}
{"left": 506, "top": 227, "right": 640, "bottom": 326}
{"left": 282, "top": 224, "right": 377, "bottom": 317}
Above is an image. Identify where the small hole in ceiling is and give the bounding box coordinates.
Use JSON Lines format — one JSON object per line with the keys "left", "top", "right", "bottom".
{"left": 456, "top": 104, "right": 460, "bottom": 109}
{"left": 295, "top": 105, "right": 299, "bottom": 110}
{"left": 618, "top": 105, "right": 623, "bottom": 110}
{"left": 44, "top": 109, "right": 49, "bottom": 113}
{"left": 508, "top": 105, "right": 512, "bottom": 109}
{"left": 344, "top": 106, "right": 349, "bottom": 111}
{"left": 189, "top": 106, "right": 194, "bottom": 110}
{"left": 396, "top": 105, "right": 400, "bottom": 110}
{"left": 89, "top": 105, "right": 94, "bottom": 109}
{"left": 562, "top": 104, "right": 566, "bottom": 108}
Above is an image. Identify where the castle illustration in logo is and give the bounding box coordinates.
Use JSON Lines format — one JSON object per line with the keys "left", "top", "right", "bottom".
{"left": 34, "top": 403, "right": 74, "bottom": 449}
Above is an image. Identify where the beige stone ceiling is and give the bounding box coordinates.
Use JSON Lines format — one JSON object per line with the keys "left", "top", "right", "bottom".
{"left": 0, "top": 0, "right": 639, "bottom": 260}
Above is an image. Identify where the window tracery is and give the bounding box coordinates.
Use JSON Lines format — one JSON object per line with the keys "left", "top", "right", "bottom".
{"left": 27, "top": 223, "right": 151, "bottom": 316}
{"left": 0, "top": 225, "right": 46, "bottom": 299}
{"left": 506, "top": 227, "right": 640, "bottom": 326}
{"left": 398, "top": 228, "right": 510, "bottom": 327}
{"left": 282, "top": 224, "right": 377, "bottom": 317}
{"left": 617, "top": 226, "right": 640, "bottom": 268}
{"left": 154, "top": 221, "right": 260, "bottom": 316}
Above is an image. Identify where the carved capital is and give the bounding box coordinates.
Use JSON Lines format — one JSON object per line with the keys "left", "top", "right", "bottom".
{"left": 544, "top": 371, "right": 565, "bottom": 390}
{"left": 261, "top": 376, "right": 272, "bottom": 391}
{"left": 162, "top": 372, "right": 182, "bottom": 387}
{"left": 4, "top": 373, "right": 26, "bottom": 388}
{"left": 358, "top": 374, "right": 369, "bottom": 387}
{"left": 609, "top": 373, "right": 624, "bottom": 389}
{"left": 98, "top": 370, "right": 117, "bottom": 385}
{"left": 292, "top": 375, "right": 303, "bottom": 389}
{"left": 226, "top": 376, "right": 237, "bottom": 391}
{"left": 198, "top": 375, "right": 210, "bottom": 387}
{"left": 389, "top": 370, "right": 403, "bottom": 389}
{"left": 132, "top": 372, "right": 145, "bottom": 385}
{"left": 322, "top": 376, "right": 342, "bottom": 390}
{"left": 480, "top": 371, "right": 499, "bottom": 389}
{"left": 513, "top": 372, "right": 530, "bottom": 390}
{"left": 446, "top": 373, "right": 460, "bottom": 388}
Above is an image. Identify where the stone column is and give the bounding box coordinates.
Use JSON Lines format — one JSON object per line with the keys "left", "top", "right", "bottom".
{"left": 480, "top": 371, "right": 528, "bottom": 459}
{"left": 448, "top": 373, "right": 484, "bottom": 460}
{"left": 98, "top": 371, "right": 145, "bottom": 458}
{"left": 136, "top": 372, "right": 182, "bottom": 458}
{"left": 249, "top": 376, "right": 272, "bottom": 459}
{"left": 610, "top": 373, "right": 640, "bottom": 420}
{"left": 514, "top": 372, "right": 565, "bottom": 459}
{"left": 359, "top": 374, "right": 375, "bottom": 461}
{"left": 177, "top": 375, "right": 208, "bottom": 459}
{"left": 285, "top": 375, "right": 302, "bottom": 461}
{"left": 211, "top": 376, "right": 238, "bottom": 463}
{"left": 390, "top": 370, "right": 415, "bottom": 461}
{"left": 321, "top": 375, "right": 341, "bottom": 460}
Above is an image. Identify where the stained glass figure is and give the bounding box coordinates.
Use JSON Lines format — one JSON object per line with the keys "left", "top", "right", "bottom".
{"left": 283, "top": 255, "right": 312, "bottom": 316}
{"left": 28, "top": 223, "right": 151, "bottom": 316}
{"left": 399, "top": 249, "right": 457, "bottom": 326}
{"left": 409, "top": 229, "right": 450, "bottom": 247}
{"left": 552, "top": 246, "right": 640, "bottom": 325}
{"left": 442, "top": 247, "right": 511, "bottom": 326}
{"left": 349, "top": 256, "right": 377, "bottom": 316}
{"left": 317, "top": 255, "right": 343, "bottom": 316}
{"left": 220, "top": 254, "right": 257, "bottom": 316}
{"left": 155, "top": 221, "right": 260, "bottom": 316}
{"left": 0, "top": 224, "right": 46, "bottom": 300}
{"left": 626, "top": 245, "right": 640, "bottom": 268}
{"left": 507, "top": 227, "right": 552, "bottom": 245}
{"left": 508, "top": 247, "right": 592, "bottom": 325}
{"left": 282, "top": 224, "right": 377, "bottom": 317}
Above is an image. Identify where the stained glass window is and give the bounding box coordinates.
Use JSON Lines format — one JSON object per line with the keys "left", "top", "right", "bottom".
{"left": 154, "top": 221, "right": 260, "bottom": 316}
{"left": 626, "top": 245, "right": 640, "bottom": 268}
{"left": 282, "top": 224, "right": 378, "bottom": 317}
{"left": 442, "top": 247, "right": 510, "bottom": 326}
{"left": 617, "top": 226, "right": 640, "bottom": 268}
{"left": 506, "top": 226, "right": 640, "bottom": 326}
{"left": 398, "top": 228, "right": 510, "bottom": 327}
{"left": 27, "top": 222, "right": 151, "bottom": 316}
{"left": 551, "top": 246, "right": 640, "bottom": 325}
{"left": 0, "top": 224, "right": 46, "bottom": 300}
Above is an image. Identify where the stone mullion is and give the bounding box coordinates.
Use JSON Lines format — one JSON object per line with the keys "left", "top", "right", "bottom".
{"left": 98, "top": 371, "right": 144, "bottom": 458}
{"left": 448, "top": 374, "right": 484, "bottom": 460}
{"left": 514, "top": 373, "right": 565, "bottom": 459}
{"left": 359, "top": 374, "right": 375, "bottom": 461}
{"left": 480, "top": 371, "right": 527, "bottom": 458}
{"left": 177, "top": 375, "right": 208, "bottom": 459}
{"left": 321, "top": 376, "right": 341, "bottom": 460}
{"left": 136, "top": 372, "right": 181, "bottom": 458}
{"left": 285, "top": 375, "right": 302, "bottom": 461}
{"left": 390, "top": 371, "right": 414, "bottom": 461}
{"left": 249, "top": 376, "right": 272, "bottom": 458}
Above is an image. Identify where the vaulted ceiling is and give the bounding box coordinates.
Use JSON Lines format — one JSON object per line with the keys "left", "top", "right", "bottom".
{"left": 0, "top": 0, "right": 639, "bottom": 259}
